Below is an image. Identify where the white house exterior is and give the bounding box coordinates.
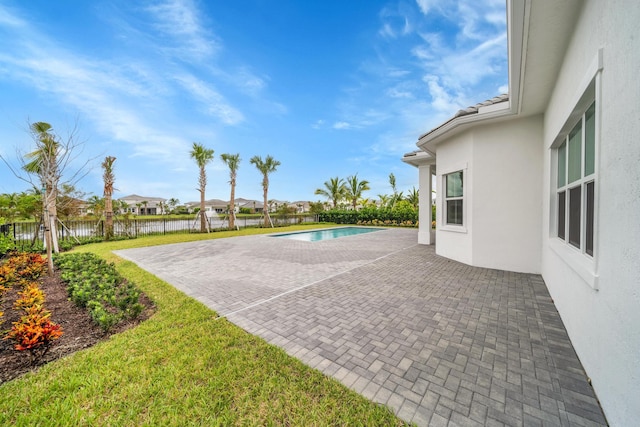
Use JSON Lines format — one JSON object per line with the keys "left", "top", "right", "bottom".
{"left": 118, "top": 194, "right": 166, "bottom": 215}
{"left": 403, "top": 1, "right": 640, "bottom": 425}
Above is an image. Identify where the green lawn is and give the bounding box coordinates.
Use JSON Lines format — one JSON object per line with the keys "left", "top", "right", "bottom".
{"left": 0, "top": 224, "right": 409, "bottom": 426}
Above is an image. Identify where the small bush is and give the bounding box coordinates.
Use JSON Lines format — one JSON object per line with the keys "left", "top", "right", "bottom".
{"left": 4, "top": 308, "right": 63, "bottom": 362}
{"left": 3, "top": 265, "right": 62, "bottom": 363}
{"left": 13, "top": 282, "right": 45, "bottom": 311}
{"left": 4, "top": 252, "right": 47, "bottom": 284}
{"left": 54, "top": 252, "right": 144, "bottom": 331}
{"left": 0, "top": 220, "right": 14, "bottom": 258}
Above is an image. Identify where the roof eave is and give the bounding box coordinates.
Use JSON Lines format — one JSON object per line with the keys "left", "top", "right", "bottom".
{"left": 417, "top": 101, "right": 514, "bottom": 151}
{"left": 402, "top": 150, "right": 436, "bottom": 168}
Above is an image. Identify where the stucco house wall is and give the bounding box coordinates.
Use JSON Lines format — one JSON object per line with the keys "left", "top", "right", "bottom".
{"left": 472, "top": 116, "right": 542, "bottom": 274}
{"left": 435, "top": 116, "right": 543, "bottom": 274}
{"left": 434, "top": 132, "right": 473, "bottom": 265}
{"left": 540, "top": 1, "right": 640, "bottom": 424}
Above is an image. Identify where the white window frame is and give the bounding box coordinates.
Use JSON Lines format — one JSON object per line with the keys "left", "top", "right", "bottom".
{"left": 440, "top": 163, "right": 468, "bottom": 233}
{"left": 549, "top": 49, "right": 602, "bottom": 290}
{"left": 555, "top": 101, "right": 596, "bottom": 255}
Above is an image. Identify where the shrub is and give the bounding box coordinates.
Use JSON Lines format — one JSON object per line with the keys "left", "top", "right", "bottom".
{"left": 0, "top": 219, "right": 14, "bottom": 258}
{"left": 54, "top": 253, "right": 144, "bottom": 331}
{"left": 4, "top": 308, "right": 63, "bottom": 362}
{"left": 13, "top": 282, "right": 45, "bottom": 311}
{"left": 5, "top": 252, "right": 47, "bottom": 283}
{"left": 319, "top": 204, "right": 418, "bottom": 227}
{"left": 3, "top": 272, "right": 62, "bottom": 363}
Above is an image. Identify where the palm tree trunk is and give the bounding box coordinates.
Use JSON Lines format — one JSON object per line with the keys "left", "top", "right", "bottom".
{"left": 45, "top": 182, "right": 59, "bottom": 254}
{"left": 105, "top": 198, "right": 113, "bottom": 240}
{"left": 42, "top": 189, "right": 55, "bottom": 275}
{"left": 229, "top": 180, "right": 236, "bottom": 229}
{"left": 200, "top": 189, "right": 206, "bottom": 232}
{"left": 263, "top": 186, "right": 269, "bottom": 227}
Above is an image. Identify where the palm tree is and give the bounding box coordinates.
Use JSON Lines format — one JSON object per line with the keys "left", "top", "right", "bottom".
{"left": 378, "top": 194, "right": 390, "bottom": 208}
{"left": 387, "top": 172, "right": 404, "bottom": 208}
{"left": 87, "top": 195, "right": 104, "bottom": 217}
{"left": 23, "top": 122, "right": 61, "bottom": 267}
{"left": 117, "top": 200, "right": 129, "bottom": 215}
{"left": 102, "top": 156, "right": 116, "bottom": 240}
{"left": 221, "top": 153, "right": 241, "bottom": 229}
{"left": 389, "top": 172, "right": 398, "bottom": 194}
{"left": 315, "top": 177, "right": 346, "bottom": 209}
{"left": 250, "top": 155, "right": 281, "bottom": 227}
{"left": 0, "top": 192, "right": 19, "bottom": 221}
{"left": 406, "top": 186, "right": 419, "bottom": 210}
{"left": 141, "top": 200, "right": 148, "bottom": 215}
{"left": 190, "top": 142, "right": 215, "bottom": 232}
{"left": 168, "top": 198, "right": 180, "bottom": 214}
{"left": 345, "top": 174, "right": 370, "bottom": 210}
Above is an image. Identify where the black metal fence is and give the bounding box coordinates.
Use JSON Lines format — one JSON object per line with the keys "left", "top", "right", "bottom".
{"left": 2, "top": 214, "right": 319, "bottom": 250}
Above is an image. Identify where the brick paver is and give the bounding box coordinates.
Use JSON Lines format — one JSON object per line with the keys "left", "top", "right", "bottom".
{"left": 116, "top": 228, "right": 607, "bottom": 426}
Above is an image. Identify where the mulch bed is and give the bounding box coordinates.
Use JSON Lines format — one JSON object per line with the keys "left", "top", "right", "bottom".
{"left": 0, "top": 269, "right": 155, "bottom": 384}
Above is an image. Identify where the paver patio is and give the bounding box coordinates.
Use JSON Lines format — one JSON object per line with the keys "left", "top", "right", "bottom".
{"left": 115, "top": 228, "right": 607, "bottom": 426}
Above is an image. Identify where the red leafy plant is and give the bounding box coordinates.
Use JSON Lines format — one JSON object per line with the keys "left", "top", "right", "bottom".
{"left": 1, "top": 253, "right": 63, "bottom": 364}
{"left": 4, "top": 306, "right": 63, "bottom": 363}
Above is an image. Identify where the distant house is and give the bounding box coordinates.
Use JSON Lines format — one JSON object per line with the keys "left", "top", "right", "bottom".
{"left": 236, "top": 199, "right": 264, "bottom": 214}
{"left": 185, "top": 198, "right": 266, "bottom": 215}
{"left": 290, "top": 201, "right": 310, "bottom": 213}
{"left": 229, "top": 198, "right": 258, "bottom": 213}
{"left": 118, "top": 194, "right": 166, "bottom": 215}
{"left": 402, "top": 1, "right": 640, "bottom": 425}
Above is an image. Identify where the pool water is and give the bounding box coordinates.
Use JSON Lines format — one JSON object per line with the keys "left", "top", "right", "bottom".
{"left": 271, "top": 227, "right": 381, "bottom": 242}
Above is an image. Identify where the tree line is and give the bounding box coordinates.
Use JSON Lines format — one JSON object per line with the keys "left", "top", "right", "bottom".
{"left": 0, "top": 121, "right": 283, "bottom": 267}
{"left": 314, "top": 172, "right": 419, "bottom": 211}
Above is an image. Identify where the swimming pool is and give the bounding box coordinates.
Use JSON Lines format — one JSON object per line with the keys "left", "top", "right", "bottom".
{"left": 271, "top": 227, "right": 381, "bottom": 242}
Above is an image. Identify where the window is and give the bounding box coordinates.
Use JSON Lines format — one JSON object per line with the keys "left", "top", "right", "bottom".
{"left": 445, "top": 171, "right": 463, "bottom": 225}
{"left": 556, "top": 101, "right": 596, "bottom": 256}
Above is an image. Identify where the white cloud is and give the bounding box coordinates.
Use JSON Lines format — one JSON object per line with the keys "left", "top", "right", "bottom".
{"left": 0, "top": 4, "right": 25, "bottom": 28}
{"left": 386, "top": 87, "right": 414, "bottom": 99}
{"left": 388, "top": 68, "right": 411, "bottom": 78}
{"left": 333, "top": 121, "right": 352, "bottom": 130}
{"left": 236, "top": 70, "right": 266, "bottom": 95}
{"left": 415, "top": 0, "right": 448, "bottom": 16}
{"left": 0, "top": 8, "right": 195, "bottom": 168}
{"left": 145, "top": 0, "right": 219, "bottom": 61}
{"left": 423, "top": 75, "right": 461, "bottom": 113}
{"left": 343, "top": 0, "right": 508, "bottom": 163}
{"left": 378, "top": 5, "right": 414, "bottom": 39}
{"left": 174, "top": 74, "right": 244, "bottom": 125}
{"left": 379, "top": 23, "right": 395, "bottom": 39}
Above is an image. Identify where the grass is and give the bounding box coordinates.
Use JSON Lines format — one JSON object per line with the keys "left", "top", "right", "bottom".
{"left": 0, "top": 224, "right": 409, "bottom": 426}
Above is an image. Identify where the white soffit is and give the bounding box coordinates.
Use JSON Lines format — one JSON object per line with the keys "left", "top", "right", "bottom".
{"left": 402, "top": 150, "right": 435, "bottom": 168}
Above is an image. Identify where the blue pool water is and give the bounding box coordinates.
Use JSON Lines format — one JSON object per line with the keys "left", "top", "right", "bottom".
{"left": 271, "top": 227, "right": 381, "bottom": 242}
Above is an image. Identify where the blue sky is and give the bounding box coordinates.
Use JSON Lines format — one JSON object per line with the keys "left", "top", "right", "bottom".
{"left": 0, "top": 0, "right": 507, "bottom": 205}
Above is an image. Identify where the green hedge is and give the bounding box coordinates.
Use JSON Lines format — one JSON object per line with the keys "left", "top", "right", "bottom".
{"left": 318, "top": 202, "right": 418, "bottom": 227}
